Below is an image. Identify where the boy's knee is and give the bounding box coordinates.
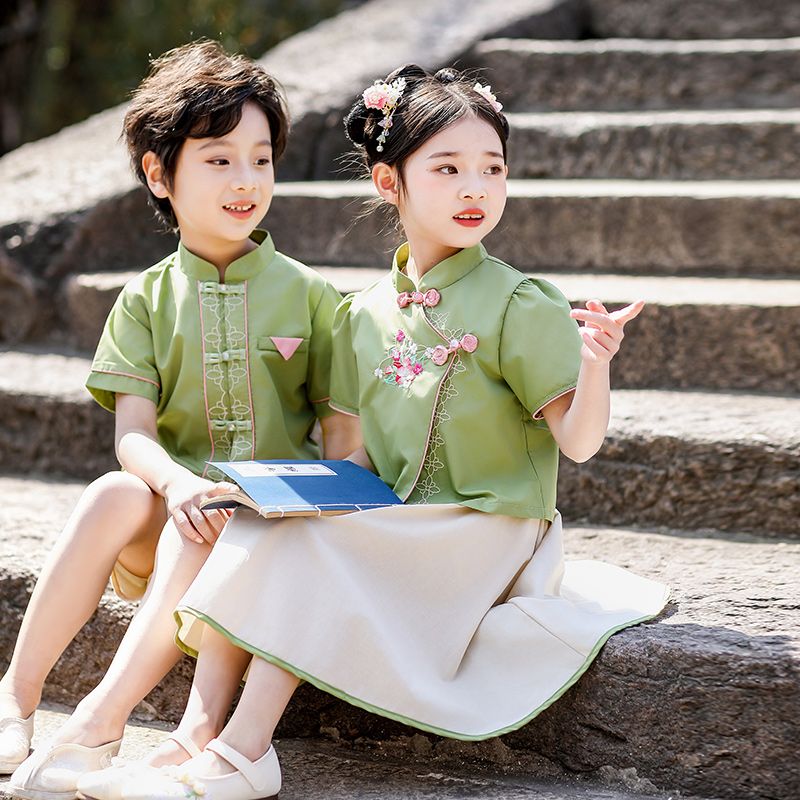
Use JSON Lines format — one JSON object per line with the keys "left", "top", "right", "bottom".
{"left": 81, "top": 471, "right": 160, "bottom": 519}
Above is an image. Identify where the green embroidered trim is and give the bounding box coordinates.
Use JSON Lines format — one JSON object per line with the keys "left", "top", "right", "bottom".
{"left": 174, "top": 591, "right": 670, "bottom": 741}
{"left": 198, "top": 281, "right": 254, "bottom": 475}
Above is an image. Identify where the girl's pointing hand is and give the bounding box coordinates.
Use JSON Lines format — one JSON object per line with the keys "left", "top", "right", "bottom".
{"left": 569, "top": 299, "right": 644, "bottom": 365}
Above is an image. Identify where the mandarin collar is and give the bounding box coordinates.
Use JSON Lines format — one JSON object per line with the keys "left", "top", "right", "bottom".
{"left": 176, "top": 229, "right": 276, "bottom": 283}
{"left": 391, "top": 242, "right": 487, "bottom": 294}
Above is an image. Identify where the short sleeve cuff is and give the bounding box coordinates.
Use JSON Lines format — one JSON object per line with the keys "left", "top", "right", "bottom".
{"left": 531, "top": 382, "right": 577, "bottom": 420}
{"left": 312, "top": 397, "right": 338, "bottom": 420}
{"left": 86, "top": 367, "right": 160, "bottom": 412}
{"left": 328, "top": 398, "right": 360, "bottom": 418}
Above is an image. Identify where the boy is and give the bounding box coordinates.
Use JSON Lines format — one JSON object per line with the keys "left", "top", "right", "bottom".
{"left": 4, "top": 40, "right": 357, "bottom": 800}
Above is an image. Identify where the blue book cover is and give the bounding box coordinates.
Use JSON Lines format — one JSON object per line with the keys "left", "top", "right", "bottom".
{"left": 203, "top": 459, "right": 402, "bottom": 517}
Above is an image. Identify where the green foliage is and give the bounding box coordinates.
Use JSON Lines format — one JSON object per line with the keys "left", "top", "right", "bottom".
{"left": 5, "top": 0, "right": 352, "bottom": 153}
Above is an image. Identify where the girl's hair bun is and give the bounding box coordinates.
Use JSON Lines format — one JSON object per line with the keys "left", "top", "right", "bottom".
{"left": 433, "top": 67, "right": 460, "bottom": 84}
{"left": 386, "top": 63, "right": 427, "bottom": 83}
{"left": 344, "top": 101, "right": 370, "bottom": 146}
{"left": 344, "top": 64, "right": 427, "bottom": 146}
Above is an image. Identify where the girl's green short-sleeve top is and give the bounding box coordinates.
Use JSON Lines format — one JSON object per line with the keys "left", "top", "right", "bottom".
{"left": 330, "top": 242, "right": 582, "bottom": 521}
{"left": 86, "top": 230, "right": 341, "bottom": 479}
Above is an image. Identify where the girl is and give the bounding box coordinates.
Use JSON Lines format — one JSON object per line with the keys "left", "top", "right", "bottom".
{"left": 87, "top": 64, "right": 669, "bottom": 800}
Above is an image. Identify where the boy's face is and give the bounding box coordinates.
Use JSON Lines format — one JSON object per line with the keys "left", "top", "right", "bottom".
{"left": 149, "top": 101, "right": 275, "bottom": 267}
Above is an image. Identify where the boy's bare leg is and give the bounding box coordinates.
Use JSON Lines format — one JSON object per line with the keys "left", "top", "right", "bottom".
{"left": 42, "top": 518, "right": 217, "bottom": 748}
{"left": 0, "top": 471, "right": 166, "bottom": 721}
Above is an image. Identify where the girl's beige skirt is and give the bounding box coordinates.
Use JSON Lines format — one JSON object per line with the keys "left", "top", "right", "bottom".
{"left": 175, "top": 504, "right": 670, "bottom": 740}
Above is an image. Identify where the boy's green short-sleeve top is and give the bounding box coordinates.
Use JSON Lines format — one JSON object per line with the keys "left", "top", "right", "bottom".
{"left": 330, "top": 242, "right": 582, "bottom": 521}
{"left": 87, "top": 230, "right": 341, "bottom": 479}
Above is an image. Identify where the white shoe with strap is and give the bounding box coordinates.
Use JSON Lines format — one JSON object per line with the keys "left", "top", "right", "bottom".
{"left": 120, "top": 738, "right": 281, "bottom": 800}
{"left": 76, "top": 731, "right": 202, "bottom": 800}
{"left": 8, "top": 737, "right": 122, "bottom": 800}
{"left": 0, "top": 713, "right": 34, "bottom": 774}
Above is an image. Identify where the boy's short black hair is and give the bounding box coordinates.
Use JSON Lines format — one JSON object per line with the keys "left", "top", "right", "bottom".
{"left": 123, "top": 39, "right": 289, "bottom": 230}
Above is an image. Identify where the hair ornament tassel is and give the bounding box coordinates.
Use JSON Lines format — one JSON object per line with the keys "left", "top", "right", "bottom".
{"left": 473, "top": 82, "right": 503, "bottom": 113}
{"left": 362, "top": 77, "right": 407, "bottom": 151}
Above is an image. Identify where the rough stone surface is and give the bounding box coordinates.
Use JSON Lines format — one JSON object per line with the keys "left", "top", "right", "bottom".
{"left": 58, "top": 269, "right": 800, "bottom": 393}
{"left": 586, "top": 0, "right": 800, "bottom": 39}
{"left": 468, "top": 38, "right": 800, "bottom": 111}
{"left": 0, "top": 708, "right": 711, "bottom": 800}
{"left": 507, "top": 109, "right": 800, "bottom": 180}
{"left": 558, "top": 390, "right": 800, "bottom": 537}
{"left": 0, "top": 346, "right": 115, "bottom": 477}
{"left": 62, "top": 271, "right": 138, "bottom": 351}
{"left": 0, "top": 0, "right": 579, "bottom": 304}
{"left": 0, "top": 248, "right": 38, "bottom": 343}
{"left": 1, "top": 355, "right": 796, "bottom": 535}
{"left": 263, "top": 181, "right": 800, "bottom": 277}
{"left": 0, "top": 492, "right": 796, "bottom": 799}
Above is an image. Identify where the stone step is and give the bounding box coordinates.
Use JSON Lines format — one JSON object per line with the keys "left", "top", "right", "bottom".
{"left": 264, "top": 180, "right": 800, "bottom": 278}
{"left": 585, "top": 0, "right": 800, "bottom": 40}
{"left": 1, "top": 352, "right": 796, "bottom": 536}
{"left": 63, "top": 270, "right": 800, "bottom": 393}
{"left": 467, "top": 37, "right": 800, "bottom": 111}
{"left": 1, "top": 483, "right": 796, "bottom": 799}
{"left": 0, "top": 709, "right": 714, "bottom": 800}
{"left": 506, "top": 109, "right": 800, "bottom": 179}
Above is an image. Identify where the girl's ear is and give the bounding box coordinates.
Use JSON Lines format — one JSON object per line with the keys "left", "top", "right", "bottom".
{"left": 371, "top": 162, "right": 400, "bottom": 206}
{"left": 141, "top": 151, "right": 170, "bottom": 198}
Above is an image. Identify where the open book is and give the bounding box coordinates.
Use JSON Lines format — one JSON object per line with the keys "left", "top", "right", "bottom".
{"left": 201, "top": 459, "right": 402, "bottom": 518}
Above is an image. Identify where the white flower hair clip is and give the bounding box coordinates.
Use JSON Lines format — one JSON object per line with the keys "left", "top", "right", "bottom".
{"left": 362, "top": 77, "right": 407, "bottom": 152}
{"left": 474, "top": 82, "right": 503, "bottom": 113}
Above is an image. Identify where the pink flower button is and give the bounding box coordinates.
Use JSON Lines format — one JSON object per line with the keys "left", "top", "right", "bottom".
{"left": 423, "top": 289, "right": 441, "bottom": 307}
{"left": 431, "top": 345, "right": 450, "bottom": 366}
{"left": 411, "top": 291, "right": 425, "bottom": 305}
{"left": 397, "top": 292, "right": 411, "bottom": 308}
{"left": 460, "top": 334, "right": 479, "bottom": 353}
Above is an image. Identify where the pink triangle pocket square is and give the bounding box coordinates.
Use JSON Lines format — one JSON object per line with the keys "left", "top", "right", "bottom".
{"left": 271, "top": 337, "right": 304, "bottom": 360}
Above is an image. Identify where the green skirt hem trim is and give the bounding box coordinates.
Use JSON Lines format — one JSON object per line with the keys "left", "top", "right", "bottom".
{"left": 174, "top": 588, "right": 670, "bottom": 741}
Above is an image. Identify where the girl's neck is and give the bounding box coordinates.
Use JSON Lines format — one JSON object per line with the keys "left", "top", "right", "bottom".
{"left": 405, "top": 239, "right": 461, "bottom": 285}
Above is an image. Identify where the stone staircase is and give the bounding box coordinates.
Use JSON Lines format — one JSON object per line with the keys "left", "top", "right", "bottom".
{"left": 1, "top": 1, "right": 799, "bottom": 799}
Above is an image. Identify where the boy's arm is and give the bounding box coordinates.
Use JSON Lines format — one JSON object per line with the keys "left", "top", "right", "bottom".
{"left": 114, "top": 393, "right": 236, "bottom": 544}
{"left": 319, "top": 411, "right": 363, "bottom": 461}
{"left": 543, "top": 299, "right": 644, "bottom": 463}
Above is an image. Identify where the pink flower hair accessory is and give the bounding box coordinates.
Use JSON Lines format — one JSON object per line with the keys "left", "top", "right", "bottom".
{"left": 362, "top": 77, "right": 407, "bottom": 152}
{"left": 474, "top": 82, "right": 503, "bottom": 113}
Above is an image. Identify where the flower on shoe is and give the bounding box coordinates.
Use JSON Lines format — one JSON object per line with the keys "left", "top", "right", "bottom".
{"left": 474, "top": 82, "right": 503, "bottom": 113}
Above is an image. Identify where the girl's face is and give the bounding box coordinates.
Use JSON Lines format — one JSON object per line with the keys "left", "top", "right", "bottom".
{"left": 374, "top": 114, "right": 508, "bottom": 269}
{"left": 144, "top": 101, "right": 275, "bottom": 267}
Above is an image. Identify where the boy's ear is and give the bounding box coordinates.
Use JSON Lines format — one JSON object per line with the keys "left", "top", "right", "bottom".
{"left": 141, "top": 151, "right": 169, "bottom": 198}
{"left": 371, "top": 163, "right": 399, "bottom": 206}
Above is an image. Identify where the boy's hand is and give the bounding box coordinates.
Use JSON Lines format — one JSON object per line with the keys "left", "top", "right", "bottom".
{"left": 164, "top": 476, "right": 238, "bottom": 545}
{"left": 569, "top": 299, "right": 644, "bottom": 365}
